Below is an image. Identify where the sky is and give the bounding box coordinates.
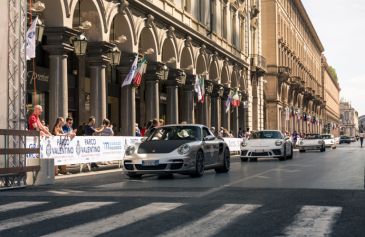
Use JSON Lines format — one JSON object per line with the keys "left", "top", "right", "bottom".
{"left": 302, "top": 0, "right": 365, "bottom": 116}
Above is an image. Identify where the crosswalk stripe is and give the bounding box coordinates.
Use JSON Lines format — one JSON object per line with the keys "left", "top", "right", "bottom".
{"left": 280, "top": 205, "right": 342, "bottom": 237}
{"left": 158, "top": 204, "right": 262, "bottom": 237}
{"left": 0, "top": 201, "right": 48, "bottom": 213}
{"left": 0, "top": 202, "right": 115, "bottom": 232}
{"left": 41, "top": 202, "right": 183, "bottom": 237}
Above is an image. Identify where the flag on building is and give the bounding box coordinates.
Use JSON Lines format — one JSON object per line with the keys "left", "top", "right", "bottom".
{"left": 26, "top": 16, "right": 38, "bottom": 60}
{"left": 122, "top": 55, "right": 138, "bottom": 87}
{"left": 225, "top": 92, "right": 233, "bottom": 113}
{"left": 194, "top": 75, "right": 202, "bottom": 101}
{"left": 133, "top": 58, "right": 148, "bottom": 87}
{"left": 199, "top": 77, "right": 205, "bottom": 103}
{"left": 231, "top": 91, "right": 240, "bottom": 107}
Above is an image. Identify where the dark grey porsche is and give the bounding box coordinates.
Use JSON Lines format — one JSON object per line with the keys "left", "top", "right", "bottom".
{"left": 123, "top": 124, "right": 230, "bottom": 178}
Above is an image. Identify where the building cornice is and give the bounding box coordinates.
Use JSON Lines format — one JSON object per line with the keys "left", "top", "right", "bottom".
{"left": 294, "top": 0, "right": 324, "bottom": 53}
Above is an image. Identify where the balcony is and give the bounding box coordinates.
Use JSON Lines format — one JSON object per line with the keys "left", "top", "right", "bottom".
{"left": 278, "top": 66, "right": 291, "bottom": 83}
{"left": 251, "top": 54, "right": 267, "bottom": 76}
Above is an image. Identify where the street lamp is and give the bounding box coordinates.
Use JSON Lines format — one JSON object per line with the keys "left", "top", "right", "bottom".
{"left": 35, "top": 18, "right": 45, "bottom": 43}
{"left": 107, "top": 46, "right": 121, "bottom": 66}
{"left": 72, "top": 34, "right": 88, "bottom": 56}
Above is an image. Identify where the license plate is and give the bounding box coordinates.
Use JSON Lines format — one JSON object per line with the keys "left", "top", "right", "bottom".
{"left": 142, "top": 160, "right": 159, "bottom": 166}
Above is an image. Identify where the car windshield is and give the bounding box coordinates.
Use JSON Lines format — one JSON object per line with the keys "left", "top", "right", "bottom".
{"left": 305, "top": 134, "right": 321, "bottom": 139}
{"left": 251, "top": 131, "right": 283, "bottom": 139}
{"left": 148, "top": 126, "right": 201, "bottom": 141}
{"left": 321, "top": 135, "right": 332, "bottom": 139}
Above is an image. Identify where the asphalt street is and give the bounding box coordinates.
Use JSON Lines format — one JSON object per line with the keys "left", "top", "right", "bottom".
{"left": 0, "top": 142, "right": 364, "bottom": 237}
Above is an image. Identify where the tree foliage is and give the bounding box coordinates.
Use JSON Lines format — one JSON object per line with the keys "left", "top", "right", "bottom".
{"left": 328, "top": 66, "right": 338, "bottom": 82}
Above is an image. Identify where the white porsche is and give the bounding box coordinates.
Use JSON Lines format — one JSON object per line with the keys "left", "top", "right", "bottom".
{"left": 241, "top": 130, "right": 293, "bottom": 162}
{"left": 298, "top": 134, "right": 326, "bottom": 152}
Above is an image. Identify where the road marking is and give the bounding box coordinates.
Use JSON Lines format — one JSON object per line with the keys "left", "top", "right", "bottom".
{"left": 0, "top": 202, "right": 115, "bottom": 231}
{"left": 280, "top": 205, "right": 342, "bottom": 237}
{"left": 158, "top": 204, "right": 261, "bottom": 237}
{"left": 0, "top": 201, "right": 48, "bottom": 213}
{"left": 41, "top": 202, "right": 183, "bottom": 237}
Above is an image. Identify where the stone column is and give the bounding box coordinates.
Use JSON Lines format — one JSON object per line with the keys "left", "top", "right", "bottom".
{"left": 117, "top": 53, "right": 137, "bottom": 136}
{"left": 211, "top": 84, "right": 224, "bottom": 133}
{"left": 180, "top": 75, "right": 195, "bottom": 124}
{"left": 43, "top": 27, "right": 77, "bottom": 126}
{"left": 232, "top": 106, "right": 239, "bottom": 137}
{"left": 166, "top": 69, "right": 185, "bottom": 125}
{"left": 86, "top": 42, "right": 114, "bottom": 126}
{"left": 144, "top": 62, "right": 166, "bottom": 121}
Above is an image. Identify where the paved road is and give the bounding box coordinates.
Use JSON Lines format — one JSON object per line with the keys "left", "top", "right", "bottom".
{"left": 0, "top": 143, "right": 364, "bottom": 237}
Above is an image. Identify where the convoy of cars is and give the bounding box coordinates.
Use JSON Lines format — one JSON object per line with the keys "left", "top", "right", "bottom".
{"left": 122, "top": 124, "right": 352, "bottom": 179}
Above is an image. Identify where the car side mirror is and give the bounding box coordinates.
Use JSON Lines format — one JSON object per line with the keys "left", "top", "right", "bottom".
{"left": 204, "top": 135, "right": 215, "bottom": 141}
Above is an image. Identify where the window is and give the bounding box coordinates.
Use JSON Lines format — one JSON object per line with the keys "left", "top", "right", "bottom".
{"left": 203, "top": 127, "right": 212, "bottom": 138}
{"left": 239, "top": 16, "right": 245, "bottom": 51}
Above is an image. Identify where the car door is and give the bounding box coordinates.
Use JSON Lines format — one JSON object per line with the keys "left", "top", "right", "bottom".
{"left": 202, "top": 127, "right": 216, "bottom": 165}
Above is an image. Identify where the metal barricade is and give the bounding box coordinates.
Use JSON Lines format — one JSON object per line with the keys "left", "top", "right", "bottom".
{"left": 0, "top": 129, "right": 40, "bottom": 190}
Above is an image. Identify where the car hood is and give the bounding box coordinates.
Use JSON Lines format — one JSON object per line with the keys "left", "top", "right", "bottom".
{"left": 246, "top": 139, "right": 279, "bottom": 147}
{"left": 137, "top": 140, "right": 193, "bottom": 154}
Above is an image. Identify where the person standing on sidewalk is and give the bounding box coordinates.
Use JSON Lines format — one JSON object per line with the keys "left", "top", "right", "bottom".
{"left": 359, "top": 131, "right": 364, "bottom": 148}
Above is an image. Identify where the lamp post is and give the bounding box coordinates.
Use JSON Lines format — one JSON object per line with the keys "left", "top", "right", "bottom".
{"left": 107, "top": 46, "right": 121, "bottom": 67}
{"left": 72, "top": 33, "right": 88, "bottom": 56}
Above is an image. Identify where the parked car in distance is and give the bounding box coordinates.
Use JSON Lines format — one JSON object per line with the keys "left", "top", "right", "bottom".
{"left": 240, "top": 130, "right": 293, "bottom": 162}
{"left": 123, "top": 124, "right": 230, "bottom": 178}
{"left": 320, "top": 134, "right": 336, "bottom": 149}
{"left": 339, "top": 136, "right": 352, "bottom": 144}
{"left": 298, "top": 134, "right": 326, "bottom": 152}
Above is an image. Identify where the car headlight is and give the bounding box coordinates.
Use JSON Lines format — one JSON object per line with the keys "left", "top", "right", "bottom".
{"left": 125, "top": 145, "right": 136, "bottom": 156}
{"left": 177, "top": 144, "right": 191, "bottom": 155}
{"left": 241, "top": 142, "right": 247, "bottom": 147}
{"left": 275, "top": 140, "right": 283, "bottom": 146}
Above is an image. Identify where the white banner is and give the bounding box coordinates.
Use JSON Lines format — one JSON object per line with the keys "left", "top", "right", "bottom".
{"left": 223, "top": 138, "right": 242, "bottom": 153}
{"left": 26, "top": 136, "right": 242, "bottom": 165}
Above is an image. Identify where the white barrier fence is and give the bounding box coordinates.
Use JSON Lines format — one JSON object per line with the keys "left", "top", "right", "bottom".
{"left": 26, "top": 136, "right": 242, "bottom": 166}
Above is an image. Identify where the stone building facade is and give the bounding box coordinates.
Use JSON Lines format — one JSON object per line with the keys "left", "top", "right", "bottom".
{"left": 261, "top": 0, "right": 325, "bottom": 134}
{"left": 321, "top": 56, "right": 340, "bottom": 136}
{"left": 26, "top": 0, "right": 266, "bottom": 135}
{"left": 340, "top": 102, "right": 358, "bottom": 137}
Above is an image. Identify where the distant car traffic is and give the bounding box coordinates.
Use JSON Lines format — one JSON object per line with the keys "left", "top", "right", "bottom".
{"left": 320, "top": 134, "right": 336, "bottom": 149}
{"left": 123, "top": 124, "right": 230, "bottom": 178}
{"left": 240, "top": 130, "right": 293, "bottom": 162}
{"left": 339, "top": 135, "right": 352, "bottom": 144}
{"left": 298, "top": 134, "right": 326, "bottom": 152}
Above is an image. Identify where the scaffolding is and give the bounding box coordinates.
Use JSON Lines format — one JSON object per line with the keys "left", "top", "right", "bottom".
{"left": 1, "top": 0, "right": 28, "bottom": 189}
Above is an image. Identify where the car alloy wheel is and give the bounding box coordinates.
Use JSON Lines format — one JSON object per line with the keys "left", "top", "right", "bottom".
{"left": 215, "top": 148, "right": 230, "bottom": 173}
{"left": 191, "top": 151, "right": 204, "bottom": 177}
{"left": 279, "top": 145, "right": 287, "bottom": 161}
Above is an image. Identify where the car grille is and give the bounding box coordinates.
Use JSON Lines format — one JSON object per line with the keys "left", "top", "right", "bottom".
{"left": 135, "top": 164, "right": 167, "bottom": 170}
{"left": 123, "top": 162, "right": 134, "bottom": 170}
{"left": 251, "top": 152, "right": 269, "bottom": 156}
{"left": 241, "top": 150, "right": 248, "bottom": 156}
{"left": 272, "top": 149, "right": 281, "bottom": 155}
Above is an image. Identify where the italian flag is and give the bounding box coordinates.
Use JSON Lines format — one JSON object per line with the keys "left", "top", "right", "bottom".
{"left": 133, "top": 58, "right": 148, "bottom": 87}
{"left": 231, "top": 91, "right": 240, "bottom": 107}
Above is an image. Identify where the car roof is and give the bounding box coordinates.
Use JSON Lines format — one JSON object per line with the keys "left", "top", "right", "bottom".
{"left": 159, "top": 124, "right": 205, "bottom": 128}
{"left": 254, "top": 130, "right": 282, "bottom": 133}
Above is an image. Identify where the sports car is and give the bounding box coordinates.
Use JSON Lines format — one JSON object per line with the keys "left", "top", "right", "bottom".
{"left": 240, "top": 130, "right": 293, "bottom": 161}
{"left": 320, "top": 134, "right": 336, "bottom": 149}
{"left": 123, "top": 124, "right": 230, "bottom": 178}
{"left": 298, "top": 134, "right": 326, "bottom": 152}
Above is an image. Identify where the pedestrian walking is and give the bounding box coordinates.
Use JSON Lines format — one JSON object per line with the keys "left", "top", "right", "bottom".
{"left": 359, "top": 131, "right": 364, "bottom": 148}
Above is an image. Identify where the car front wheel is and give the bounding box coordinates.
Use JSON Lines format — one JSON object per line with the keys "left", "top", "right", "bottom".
{"left": 190, "top": 150, "right": 205, "bottom": 177}
{"left": 287, "top": 145, "right": 293, "bottom": 159}
{"left": 215, "top": 148, "right": 230, "bottom": 173}
{"left": 279, "top": 147, "right": 287, "bottom": 161}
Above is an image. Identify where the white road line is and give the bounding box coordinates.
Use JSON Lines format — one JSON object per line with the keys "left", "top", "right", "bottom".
{"left": 280, "top": 205, "right": 342, "bottom": 237}
{"left": 41, "top": 202, "right": 183, "bottom": 237}
{"left": 158, "top": 204, "right": 262, "bottom": 237}
{"left": 0, "top": 202, "right": 114, "bottom": 231}
{"left": 0, "top": 201, "right": 48, "bottom": 213}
